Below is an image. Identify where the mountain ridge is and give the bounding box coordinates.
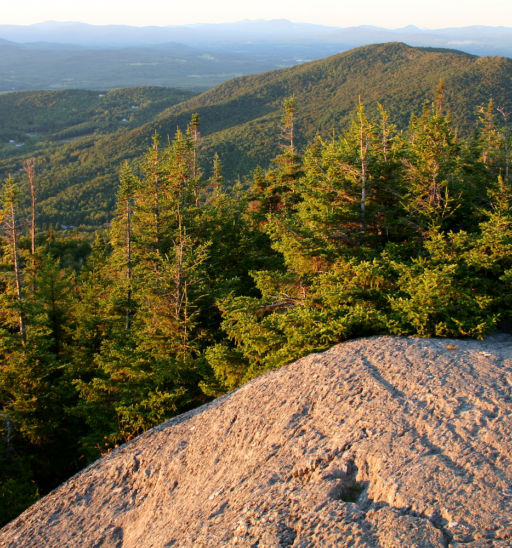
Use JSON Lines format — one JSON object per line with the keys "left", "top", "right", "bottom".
{"left": 0, "top": 20, "right": 511, "bottom": 93}
{"left": 1, "top": 42, "right": 512, "bottom": 226}
{"left": 1, "top": 20, "right": 511, "bottom": 49}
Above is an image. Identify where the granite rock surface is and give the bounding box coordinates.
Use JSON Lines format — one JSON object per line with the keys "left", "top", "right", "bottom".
{"left": 2, "top": 335, "right": 512, "bottom": 547}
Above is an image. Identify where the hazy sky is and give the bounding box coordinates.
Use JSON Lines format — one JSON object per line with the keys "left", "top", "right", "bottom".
{"left": 1, "top": 0, "right": 510, "bottom": 28}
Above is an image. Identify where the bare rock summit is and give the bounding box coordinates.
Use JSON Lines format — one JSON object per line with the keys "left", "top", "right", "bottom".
{"left": 2, "top": 335, "right": 512, "bottom": 547}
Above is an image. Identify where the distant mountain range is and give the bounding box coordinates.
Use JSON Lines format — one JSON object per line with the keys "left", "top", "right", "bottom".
{"left": 1, "top": 20, "right": 512, "bottom": 55}
{"left": 0, "top": 20, "right": 511, "bottom": 91}
{"left": 0, "top": 20, "right": 336, "bottom": 47}
{"left": 1, "top": 42, "right": 511, "bottom": 227}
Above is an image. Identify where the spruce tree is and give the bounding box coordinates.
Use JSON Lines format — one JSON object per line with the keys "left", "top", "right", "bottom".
{"left": 402, "top": 101, "right": 463, "bottom": 235}
{"left": 0, "top": 177, "right": 27, "bottom": 344}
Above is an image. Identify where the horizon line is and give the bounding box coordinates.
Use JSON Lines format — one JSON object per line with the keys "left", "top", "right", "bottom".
{"left": 1, "top": 19, "right": 511, "bottom": 32}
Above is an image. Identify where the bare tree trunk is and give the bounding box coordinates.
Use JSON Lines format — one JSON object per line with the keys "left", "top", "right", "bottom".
{"left": 497, "top": 107, "right": 510, "bottom": 185}
{"left": 192, "top": 127, "right": 199, "bottom": 180}
{"left": 10, "top": 201, "right": 26, "bottom": 344}
{"left": 359, "top": 107, "right": 369, "bottom": 237}
{"left": 24, "top": 159, "right": 37, "bottom": 292}
{"left": 182, "top": 278, "right": 189, "bottom": 364}
{"left": 125, "top": 196, "right": 132, "bottom": 331}
{"left": 175, "top": 209, "right": 184, "bottom": 319}
{"left": 151, "top": 140, "right": 161, "bottom": 252}
{"left": 289, "top": 109, "right": 295, "bottom": 155}
{"left": 187, "top": 114, "right": 201, "bottom": 207}
{"left": 282, "top": 97, "right": 296, "bottom": 154}
{"left": 23, "top": 159, "right": 36, "bottom": 256}
{"left": 172, "top": 206, "right": 190, "bottom": 364}
{"left": 378, "top": 104, "right": 389, "bottom": 162}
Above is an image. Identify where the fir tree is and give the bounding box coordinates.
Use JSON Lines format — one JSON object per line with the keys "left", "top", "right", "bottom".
{"left": 0, "top": 177, "right": 27, "bottom": 344}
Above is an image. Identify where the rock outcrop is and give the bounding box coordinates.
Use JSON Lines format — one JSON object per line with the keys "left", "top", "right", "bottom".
{"left": 2, "top": 335, "right": 512, "bottom": 547}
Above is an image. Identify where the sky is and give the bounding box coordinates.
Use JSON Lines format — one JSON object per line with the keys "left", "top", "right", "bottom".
{"left": 1, "top": 0, "right": 510, "bottom": 29}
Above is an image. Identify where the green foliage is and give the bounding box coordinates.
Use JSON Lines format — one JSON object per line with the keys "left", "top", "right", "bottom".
{"left": 202, "top": 344, "right": 249, "bottom": 396}
{"left": 2, "top": 43, "right": 512, "bottom": 228}
{"left": 0, "top": 88, "right": 195, "bottom": 145}
{"left": 387, "top": 231, "right": 497, "bottom": 337}
{"left": 2, "top": 78, "right": 512, "bottom": 526}
{"left": 0, "top": 432, "right": 39, "bottom": 527}
{"left": 402, "top": 102, "right": 464, "bottom": 233}
{"left": 0, "top": 87, "right": 196, "bottom": 228}
{"left": 205, "top": 96, "right": 511, "bottom": 384}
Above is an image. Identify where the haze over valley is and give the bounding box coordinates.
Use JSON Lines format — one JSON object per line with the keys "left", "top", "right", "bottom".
{"left": 1, "top": 20, "right": 512, "bottom": 91}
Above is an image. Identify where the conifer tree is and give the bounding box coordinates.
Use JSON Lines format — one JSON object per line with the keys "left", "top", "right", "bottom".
{"left": 23, "top": 159, "right": 37, "bottom": 257}
{"left": 34, "top": 253, "right": 73, "bottom": 357}
{"left": 3, "top": 88, "right": 512, "bottom": 521}
{"left": 478, "top": 100, "right": 511, "bottom": 185}
{"left": 249, "top": 97, "right": 303, "bottom": 218}
{"left": 138, "top": 133, "right": 163, "bottom": 252}
{"left": 70, "top": 233, "right": 112, "bottom": 378}
{"left": 0, "top": 176, "right": 26, "bottom": 344}
{"left": 77, "top": 121, "right": 212, "bottom": 449}
{"left": 110, "top": 162, "right": 137, "bottom": 331}
{"left": 402, "top": 101, "right": 463, "bottom": 235}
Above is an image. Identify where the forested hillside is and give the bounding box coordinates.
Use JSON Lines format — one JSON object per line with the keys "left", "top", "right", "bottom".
{"left": 1, "top": 42, "right": 511, "bottom": 227}
{"left": 0, "top": 87, "right": 196, "bottom": 146}
{"left": 1, "top": 79, "right": 511, "bottom": 525}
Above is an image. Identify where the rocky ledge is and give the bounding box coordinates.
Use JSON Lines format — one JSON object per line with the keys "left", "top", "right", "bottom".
{"left": 2, "top": 335, "right": 512, "bottom": 547}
